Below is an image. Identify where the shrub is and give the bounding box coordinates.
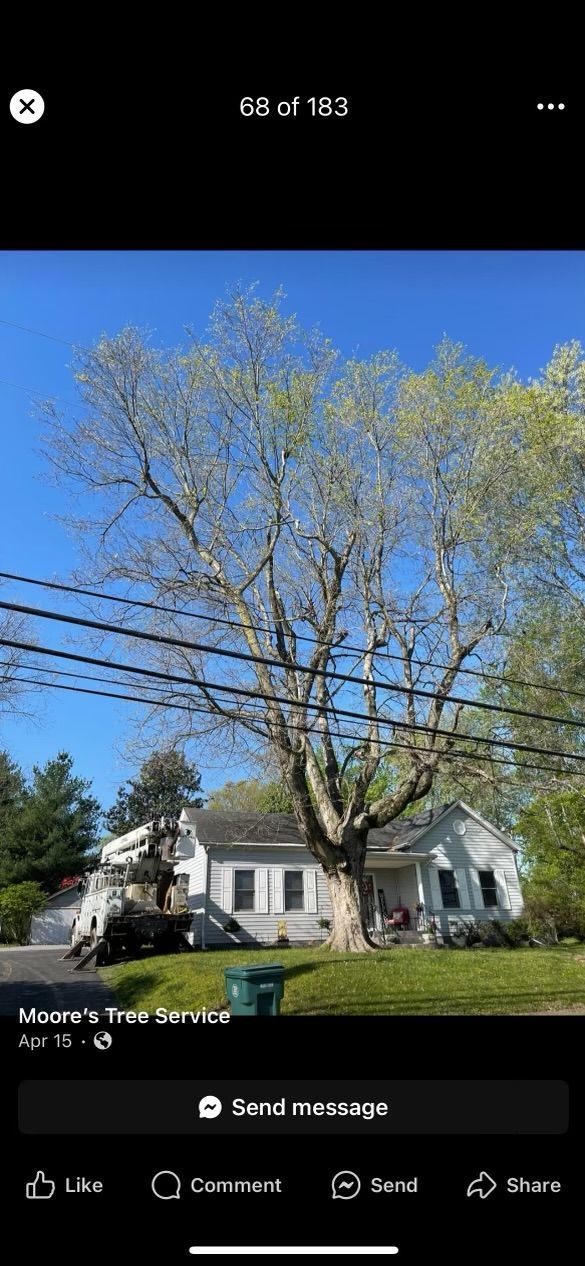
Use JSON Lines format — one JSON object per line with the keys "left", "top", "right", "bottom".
{"left": 503, "top": 917, "right": 531, "bottom": 946}
{"left": 449, "top": 918, "right": 518, "bottom": 948}
{"left": 0, "top": 881, "right": 46, "bottom": 944}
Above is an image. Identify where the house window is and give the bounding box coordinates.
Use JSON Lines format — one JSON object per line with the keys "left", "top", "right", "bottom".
{"left": 234, "top": 869, "right": 255, "bottom": 912}
{"left": 438, "top": 870, "right": 460, "bottom": 909}
{"left": 284, "top": 870, "right": 304, "bottom": 912}
{"left": 479, "top": 869, "right": 498, "bottom": 908}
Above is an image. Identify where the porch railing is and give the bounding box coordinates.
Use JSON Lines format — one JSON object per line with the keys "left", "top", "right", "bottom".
{"left": 415, "top": 903, "right": 436, "bottom": 934}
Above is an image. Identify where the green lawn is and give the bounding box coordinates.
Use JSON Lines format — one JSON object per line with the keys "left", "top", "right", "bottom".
{"left": 100, "top": 943, "right": 585, "bottom": 1016}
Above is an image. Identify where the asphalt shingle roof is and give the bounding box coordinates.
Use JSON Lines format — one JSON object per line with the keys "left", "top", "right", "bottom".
{"left": 181, "top": 808, "right": 305, "bottom": 846}
{"left": 367, "top": 803, "right": 455, "bottom": 850}
{"left": 181, "top": 803, "right": 455, "bottom": 850}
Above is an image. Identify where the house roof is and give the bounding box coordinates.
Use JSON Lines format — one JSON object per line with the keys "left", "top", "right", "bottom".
{"left": 369, "top": 799, "right": 519, "bottom": 853}
{"left": 180, "top": 808, "right": 305, "bottom": 846}
{"left": 181, "top": 799, "right": 518, "bottom": 852}
{"left": 40, "top": 885, "right": 81, "bottom": 906}
{"left": 367, "top": 803, "right": 455, "bottom": 851}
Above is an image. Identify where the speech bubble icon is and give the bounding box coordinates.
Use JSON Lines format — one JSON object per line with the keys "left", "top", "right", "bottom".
{"left": 331, "top": 1170, "right": 361, "bottom": 1200}
{"left": 198, "top": 1095, "right": 223, "bottom": 1119}
{"left": 151, "top": 1171, "right": 181, "bottom": 1200}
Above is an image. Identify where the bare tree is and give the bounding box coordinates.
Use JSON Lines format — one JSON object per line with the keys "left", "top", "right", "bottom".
{"left": 42, "top": 289, "right": 523, "bottom": 950}
{"left": 0, "top": 608, "right": 43, "bottom": 722}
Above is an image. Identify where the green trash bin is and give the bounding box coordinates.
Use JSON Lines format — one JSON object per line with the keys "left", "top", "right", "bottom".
{"left": 224, "top": 963, "right": 285, "bottom": 1016}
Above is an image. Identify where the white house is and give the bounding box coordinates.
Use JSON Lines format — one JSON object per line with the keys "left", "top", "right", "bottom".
{"left": 179, "top": 800, "right": 523, "bottom": 947}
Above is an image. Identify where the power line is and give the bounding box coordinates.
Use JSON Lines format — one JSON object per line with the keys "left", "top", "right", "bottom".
{"left": 0, "top": 656, "right": 188, "bottom": 696}
{"left": 3, "top": 569, "right": 583, "bottom": 702}
{"left": 3, "top": 634, "right": 585, "bottom": 769}
{"left": 0, "top": 317, "right": 74, "bottom": 347}
{"left": 3, "top": 594, "right": 585, "bottom": 741}
{"left": 5, "top": 664, "right": 582, "bottom": 782}
{"left": 0, "top": 379, "right": 86, "bottom": 411}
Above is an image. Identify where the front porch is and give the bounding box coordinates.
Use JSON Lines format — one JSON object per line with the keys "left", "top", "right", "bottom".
{"left": 362, "top": 851, "right": 435, "bottom": 945}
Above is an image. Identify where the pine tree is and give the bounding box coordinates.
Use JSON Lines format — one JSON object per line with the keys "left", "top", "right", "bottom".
{"left": 0, "top": 752, "right": 101, "bottom": 892}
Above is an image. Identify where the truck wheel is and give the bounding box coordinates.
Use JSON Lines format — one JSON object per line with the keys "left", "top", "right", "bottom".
{"left": 90, "top": 927, "right": 108, "bottom": 966}
{"left": 69, "top": 924, "right": 82, "bottom": 956}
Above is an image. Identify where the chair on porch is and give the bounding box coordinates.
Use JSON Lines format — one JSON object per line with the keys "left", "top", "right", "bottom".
{"left": 387, "top": 905, "right": 410, "bottom": 932}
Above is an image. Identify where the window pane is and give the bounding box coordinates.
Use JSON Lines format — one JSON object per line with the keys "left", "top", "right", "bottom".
{"left": 285, "top": 871, "right": 304, "bottom": 911}
{"left": 438, "top": 870, "right": 460, "bottom": 908}
{"left": 479, "top": 870, "right": 498, "bottom": 907}
{"left": 234, "top": 870, "right": 255, "bottom": 911}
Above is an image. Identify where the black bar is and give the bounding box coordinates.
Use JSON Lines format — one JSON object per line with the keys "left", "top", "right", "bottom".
{"left": 19, "top": 1079, "right": 568, "bottom": 1135}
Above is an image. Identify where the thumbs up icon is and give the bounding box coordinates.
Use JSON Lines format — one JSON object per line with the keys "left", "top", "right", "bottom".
{"left": 26, "top": 1171, "right": 56, "bottom": 1199}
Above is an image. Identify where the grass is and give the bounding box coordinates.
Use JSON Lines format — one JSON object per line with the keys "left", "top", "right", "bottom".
{"left": 100, "top": 942, "right": 585, "bottom": 1016}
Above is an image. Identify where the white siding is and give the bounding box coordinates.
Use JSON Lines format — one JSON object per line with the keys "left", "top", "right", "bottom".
{"left": 181, "top": 839, "right": 207, "bottom": 945}
{"left": 413, "top": 806, "right": 523, "bottom": 939}
{"left": 204, "top": 847, "right": 332, "bottom": 946}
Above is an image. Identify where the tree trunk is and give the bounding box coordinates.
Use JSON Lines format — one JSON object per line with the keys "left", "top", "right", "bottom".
{"left": 324, "top": 865, "right": 377, "bottom": 953}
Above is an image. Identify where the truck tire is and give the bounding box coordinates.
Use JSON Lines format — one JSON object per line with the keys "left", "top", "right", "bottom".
{"left": 90, "top": 927, "right": 109, "bottom": 966}
{"left": 69, "top": 923, "right": 82, "bottom": 956}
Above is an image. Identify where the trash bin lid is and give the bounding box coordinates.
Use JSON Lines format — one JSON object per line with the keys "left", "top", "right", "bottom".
{"left": 224, "top": 963, "right": 284, "bottom": 979}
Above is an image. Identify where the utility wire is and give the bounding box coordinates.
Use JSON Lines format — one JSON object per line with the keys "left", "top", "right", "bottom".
{"left": 1, "top": 569, "right": 583, "bottom": 705}
{"left": 2, "top": 593, "right": 585, "bottom": 738}
{"left": 3, "top": 635, "right": 585, "bottom": 768}
{"left": 5, "top": 664, "right": 582, "bottom": 782}
{"left": 0, "top": 379, "right": 86, "bottom": 411}
{"left": 0, "top": 317, "right": 75, "bottom": 347}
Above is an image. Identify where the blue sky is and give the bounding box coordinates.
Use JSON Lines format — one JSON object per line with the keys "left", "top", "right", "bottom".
{"left": 0, "top": 250, "right": 584, "bottom": 815}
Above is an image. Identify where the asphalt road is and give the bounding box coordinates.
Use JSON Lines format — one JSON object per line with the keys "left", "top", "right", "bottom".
{"left": 0, "top": 946, "right": 117, "bottom": 1015}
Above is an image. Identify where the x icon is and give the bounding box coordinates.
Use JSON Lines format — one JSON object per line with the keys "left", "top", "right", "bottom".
{"left": 10, "top": 88, "right": 45, "bottom": 123}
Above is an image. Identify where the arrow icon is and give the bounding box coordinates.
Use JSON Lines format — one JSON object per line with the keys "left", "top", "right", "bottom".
{"left": 466, "top": 1171, "right": 497, "bottom": 1199}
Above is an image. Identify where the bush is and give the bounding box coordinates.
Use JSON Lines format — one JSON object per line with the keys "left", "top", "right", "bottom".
{"left": 0, "top": 881, "right": 46, "bottom": 944}
{"left": 503, "top": 917, "right": 531, "bottom": 947}
{"left": 448, "top": 918, "right": 520, "bottom": 949}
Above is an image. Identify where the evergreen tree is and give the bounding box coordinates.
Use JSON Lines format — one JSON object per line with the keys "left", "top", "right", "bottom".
{"left": 0, "top": 752, "right": 101, "bottom": 892}
{"left": 105, "top": 750, "right": 204, "bottom": 835}
{"left": 0, "top": 750, "right": 27, "bottom": 835}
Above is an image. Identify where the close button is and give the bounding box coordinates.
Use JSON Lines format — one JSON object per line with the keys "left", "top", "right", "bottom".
{"left": 9, "top": 90, "right": 45, "bottom": 124}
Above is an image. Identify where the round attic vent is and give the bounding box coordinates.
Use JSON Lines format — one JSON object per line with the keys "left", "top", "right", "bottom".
{"left": 453, "top": 818, "right": 466, "bottom": 835}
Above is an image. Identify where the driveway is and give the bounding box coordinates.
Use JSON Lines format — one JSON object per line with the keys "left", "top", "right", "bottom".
{"left": 0, "top": 946, "right": 117, "bottom": 1015}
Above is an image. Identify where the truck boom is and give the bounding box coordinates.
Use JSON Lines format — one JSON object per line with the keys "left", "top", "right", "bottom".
{"left": 69, "top": 815, "right": 195, "bottom": 964}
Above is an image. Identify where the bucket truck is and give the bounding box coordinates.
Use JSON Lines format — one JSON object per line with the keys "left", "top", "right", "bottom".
{"left": 69, "top": 816, "right": 194, "bottom": 964}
